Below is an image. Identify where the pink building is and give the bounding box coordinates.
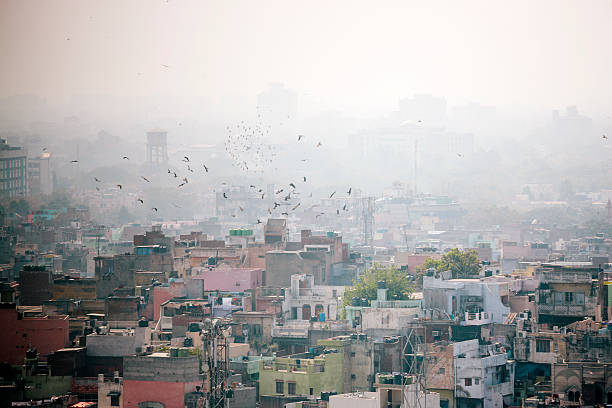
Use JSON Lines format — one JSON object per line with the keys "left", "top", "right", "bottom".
{"left": 151, "top": 280, "right": 188, "bottom": 321}
{"left": 0, "top": 303, "right": 70, "bottom": 365}
{"left": 192, "top": 266, "right": 263, "bottom": 292}
{"left": 123, "top": 354, "right": 203, "bottom": 408}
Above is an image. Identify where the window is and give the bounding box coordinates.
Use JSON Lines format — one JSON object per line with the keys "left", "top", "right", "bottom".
{"left": 536, "top": 339, "right": 550, "bottom": 353}
{"left": 565, "top": 292, "right": 574, "bottom": 303}
{"left": 464, "top": 378, "right": 472, "bottom": 386}
{"left": 474, "top": 378, "right": 479, "bottom": 385}
{"left": 575, "top": 293, "right": 585, "bottom": 305}
{"left": 276, "top": 381, "right": 284, "bottom": 394}
{"left": 309, "top": 388, "right": 314, "bottom": 395}
{"left": 351, "top": 352, "right": 356, "bottom": 357}
{"left": 438, "top": 367, "right": 445, "bottom": 374}
{"left": 288, "top": 382, "right": 296, "bottom": 395}
{"left": 110, "top": 393, "right": 120, "bottom": 407}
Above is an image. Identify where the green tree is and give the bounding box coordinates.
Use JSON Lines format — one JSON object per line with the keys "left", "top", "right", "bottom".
{"left": 417, "top": 248, "right": 480, "bottom": 280}
{"left": 343, "top": 264, "right": 413, "bottom": 309}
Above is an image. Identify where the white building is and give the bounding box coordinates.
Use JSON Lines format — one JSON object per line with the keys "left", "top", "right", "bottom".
{"left": 282, "top": 273, "right": 345, "bottom": 320}
{"left": 453, "top": 339, "right": 514, "bottom": 408}
{"left": 422, "top": 276, "right": 510, "bottom": 325}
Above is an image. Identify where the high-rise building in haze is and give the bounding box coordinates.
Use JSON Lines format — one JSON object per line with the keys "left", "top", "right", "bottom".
{"left": 146, "top": 130, "right": 169, "bottom": 166}
{"left": 0, "top": 139, "right": 27, "bottom": 199}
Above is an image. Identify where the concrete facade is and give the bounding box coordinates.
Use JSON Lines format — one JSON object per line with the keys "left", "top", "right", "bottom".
{"left": 282, "top": 274, "right": 345, "bottom": 321}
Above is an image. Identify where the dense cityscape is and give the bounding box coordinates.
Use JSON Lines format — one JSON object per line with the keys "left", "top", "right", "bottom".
{"left": 1, "top": 2, "right": 612, "bottom": 408}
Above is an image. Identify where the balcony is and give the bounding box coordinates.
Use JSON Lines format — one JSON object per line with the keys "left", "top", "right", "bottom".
{"left": 537, "top": 303, "right": 592, "bottom": 316}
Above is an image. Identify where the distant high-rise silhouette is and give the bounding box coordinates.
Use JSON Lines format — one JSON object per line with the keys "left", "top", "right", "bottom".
{"left": 146, "top": 130, "right": 168, "bottom": 165}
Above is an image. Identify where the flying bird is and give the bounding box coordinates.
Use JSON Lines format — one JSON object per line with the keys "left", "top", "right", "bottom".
{"left": 456, "top": 153, "right": 463, "bottom": 158}
{"left": 178, "top": 182, "right": 186, "bottom": 187}
{"left": 187, "top": 165, "right": 193, "bottom": 172}
{"left": 152, "top": 207, "right": 158, "bottom": 212}
{"left": 122, "top": 156, "right": 129, "bottom": 160}
{"left": 183, "top": 156, "right": 190, "bottom": 162}
{"left": 303, "top": 176, "right": 307, "bottom": 182}
{"left": 297, "top": 135, "right": 305, "bottom": 141}
{"left": 329, "top": 191, "right": 336, "bottom": 198}
{"left": 347, "top": 187, "right": 352, "bottom": 196}
{"left": 203, "top": 164, "right": 209, "bottom": 172}
{"left": 183, "top": 177, "right": 189, "bottom": 183}
{"left": 223, "top": 192, "right": 228, "bottom": 199}
{"left": 141, "top": 176, "right": 150, "bottom": 182}
{"left": 281, "top": 212, "right": 289, "bottom": 216}
{"left": 316, "top": 142, "right": 322, "bottom": 147}
{"left": 603, "top": 134, "right": 608, "bottom": 140}
{"left": 275, "top": 189, "right": 284, "bottom": 194}
{"left": 256, "top": 219, "right": 262, "bottom": 224}
{"left": 239, "top": 206, "right": 244, "bottom": 212}
{"left": 137, "top": 198, "right": 144, "bottom": 204}
{"left": 250, "top": 185, "right": 256, "bottom": 188}
{"left": 70, "top": 160, "right": 79, "bottom": 163}
{"left": 343, "top": 203, "right": 347, "bottom": 211}
{"left": 289, "top": 183, "right": 296, "bottom": 189}
{"left": 292, "top": 203, "right": 301, "bottom": 211}
{"left": 161, "top": 64, "right": 169, "bottom": 68}
{"left": 116, "top": 184, "right": 122, "bottom": 189}
{"left": 95, "top": 187, "right": 100, "bottom": 191}
{"left": 337, "top": 209, "right": 340, "bottom": 215}
{"left": 94, "top": 177, "right": 101, "bottom": 182}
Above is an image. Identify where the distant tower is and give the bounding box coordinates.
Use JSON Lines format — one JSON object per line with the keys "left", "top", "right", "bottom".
{"left": 362, "top": 196, "right": 374, "bottom": 247}
{"left": 607, "top": 199, "right": 612, "bottom": 224}
{"left": 146, "top": 130, "right": 168, "bottom": 165}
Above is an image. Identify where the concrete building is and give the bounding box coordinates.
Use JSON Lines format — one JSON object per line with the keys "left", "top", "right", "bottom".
{"left": 259, "top": 348, "right": 344, "bottom": 398}
{"left": 0, "top": 138, "right": 27, "bottom": 199}
{"left": 27, "top": 152, "right": 52, "bottom": 195}
{"left": 0, "top": 303, "right": 70, "bottom": 365}
{"left": 98, "top": 372, "right": 123, "bottom": 408}
{"left": 231, "top": 311, "right": 275, "bottom": 351}
{"left": 266, "top": 248, "right": 332, "bottom": 288}
{"left": 282, "top": 274, "right": 345, "bottom": 321}
{"left": 191, "top": 265, "right": 263, "bottom": 292}
{"left": 318, "top": 335, "right": 374, "bottom": 393}
{"left": 423, "top": 276, "right": 510, "bottom": 325}
{"left": 329, "top": 392, "right": 379, "bottom": 408}
{"left": 264, "top": 218, "right": 287, "bottom": 245}
{"left": 534, "top": 262, "right": 598, "bottom": 326}
{"left": 453, "top": 339, "right": 514, "bottom": 408}
{"left": 374, "top": 373, "right": 440, "bottom": 408}
{"left": 552, "top": 362, "right": 612, "bottom": 406}
{"left": 344, "top": 287, "right": 422, "bottom": 332}
{"left": 122, "top": 352, "right": 203, "bottom": 408}
{"left": 146, "top": 130, "right": 169, "bottom": 165}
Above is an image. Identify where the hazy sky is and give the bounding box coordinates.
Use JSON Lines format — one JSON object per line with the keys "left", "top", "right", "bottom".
{"left": 1, "top": 0, "right": 611, "bottom": 115}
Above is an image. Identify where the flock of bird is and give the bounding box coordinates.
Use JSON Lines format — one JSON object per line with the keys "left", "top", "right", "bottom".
{"left": 70, "top": 121, "right": 355, "bottom": 226}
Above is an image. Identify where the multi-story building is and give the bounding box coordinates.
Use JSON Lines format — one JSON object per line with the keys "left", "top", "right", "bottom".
{"left": 282, "top": 274, "right": 345, "bottom": 321}
{"left": 453, "top": 339, "right": 514, "bottom": 408}
{"left": 259, "top": 347, "right": 344, "bottom": 398}
{"left": 0, "top": 138, "right": 27, "bottom": 199}
{"left": 423, "top": 276, "right": 511, "bottom": 326}
{"left": 27, "top": 152, "right": 52, "bottom": 195}
{"left": 122, "top": 352, "right": 203, "bottom": 408}
{"left": 534, "top": 262, "right": 598, "bottom": 326}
